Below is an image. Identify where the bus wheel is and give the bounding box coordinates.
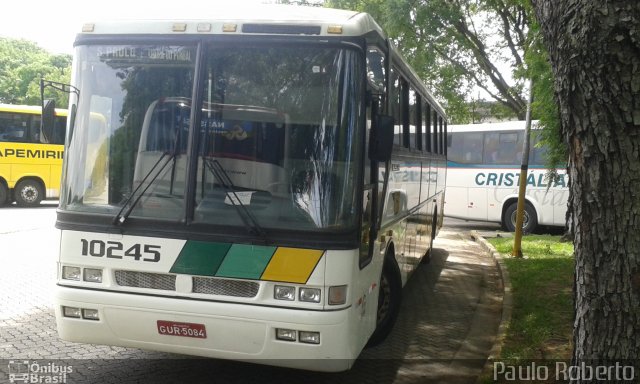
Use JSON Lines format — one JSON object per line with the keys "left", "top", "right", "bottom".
{"left": 14, "top": 179, "right": 44, "bottom": 207}
{"left": 366, "top": 256, "right": 402, "bottom": 348}
{"left": 503, "top": 201, "right": 538, "bottom": 233}
{"left": 0, "top": 183, "right": 8, "bottom": 206}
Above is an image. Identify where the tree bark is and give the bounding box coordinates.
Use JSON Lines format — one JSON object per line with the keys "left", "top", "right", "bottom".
{"left": 532, "top": 0, "right": 640, "bottom": 380}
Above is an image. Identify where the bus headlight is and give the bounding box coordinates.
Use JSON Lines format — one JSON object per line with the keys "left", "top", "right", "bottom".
{"left": 275, "top": 328, "right": 296, "bottom": 342}
{"left": 83, "top": 268, "right": 103, "bottom": 283}
{"left": 274, "top": 285, "right": 295, "bottom": 301}
{"left": 62, "top": 266, "right": 81, "bottom": 281}
{"left": 62, "top": 306, "right": 81, "bottom": 318}
{"left": 299, "top": 331, "right": 320, "bottom": 344}
{"left": 299, "top": 287, "right": 321, "bottom": 303}
{"left": 82, "top": 308, "right": 100, "bottom": 320}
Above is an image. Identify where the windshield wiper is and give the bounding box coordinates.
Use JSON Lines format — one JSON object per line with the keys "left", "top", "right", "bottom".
{"left": 203, "top": 157, "right": 266, "bottom": 237}
{"left": 112, "top": 152, "right": 175, "bottom": 225}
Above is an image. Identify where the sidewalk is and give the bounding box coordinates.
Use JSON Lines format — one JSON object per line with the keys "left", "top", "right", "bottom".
{"left": 358, "top": 227, "right": 505, "bottom": 383}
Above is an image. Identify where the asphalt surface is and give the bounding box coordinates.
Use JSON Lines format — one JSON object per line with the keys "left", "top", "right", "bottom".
{"left": 0, "top": 207, "right": 503, "bottom": 384}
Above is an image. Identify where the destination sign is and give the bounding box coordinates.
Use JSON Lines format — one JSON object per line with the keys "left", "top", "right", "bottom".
{"left": 97, "top": 46, "right": 194, "bottom": 63}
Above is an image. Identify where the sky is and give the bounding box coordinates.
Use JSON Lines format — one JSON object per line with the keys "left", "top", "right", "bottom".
{"left": 0, "top": 0, "right": 281, "bottom": 55}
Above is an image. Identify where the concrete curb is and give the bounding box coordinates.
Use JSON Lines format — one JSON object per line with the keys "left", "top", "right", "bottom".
{"left": 470, "top": 230, "right": 513, "bottom": 380}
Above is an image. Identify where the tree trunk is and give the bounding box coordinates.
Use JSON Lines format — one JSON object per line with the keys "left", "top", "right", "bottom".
{"left": 532, "top": 0, "right": 640, "bottom": 380}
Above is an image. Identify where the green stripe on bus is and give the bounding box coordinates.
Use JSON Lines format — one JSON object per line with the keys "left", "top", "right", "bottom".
{"left": 215, "top": 244, "right": 276, "bottom": 279}
{"left": 170, "top": 241, "right": 231, "bottom": 276}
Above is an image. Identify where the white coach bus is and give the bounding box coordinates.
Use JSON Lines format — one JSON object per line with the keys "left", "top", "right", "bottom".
{"left": 445, "top": 120, "right": 567, "bottom": 233}
{"left": 53, "top": 5, "right": 447, "bottom": 372}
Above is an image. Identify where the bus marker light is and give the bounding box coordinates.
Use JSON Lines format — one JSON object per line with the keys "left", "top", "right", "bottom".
{"left": 62, "top": 266, "right": 81, "bottom": 281}
{"left": 197, "top": 23, "right": 212, "bottom": 32}
{"left": 274, "top": 285, "right": 295, "bottom": 301}
{"left": 172, "top": 23, "right": 188, "bottom": 32}
{"left": 83, "top": 268, "right": 103, "bottom": 283}
{"left": 82, "top": 309, "right": 100, "bottom": 321}
{"left": 299, "top": 331, "right": 320, "bottom": 344}
{"left": 328, "top": 285, "right": 347, "bottom": 305}
{"left": 276, "top": 328, "right": 296, "bottom": 342}
{"left": 62, "top": 306, "right": 81, "bottom": 318}
{"left": 327, "top": 25, "right": 343, "bottom": 34}
{"left": 82, "top": 24, "right": 95, "bottom": 33}
{"left": 223, "top": 23, "right": 238, "bottom": 32}
{"left": 299, "top": 287, "right": 321, "bottom": 303}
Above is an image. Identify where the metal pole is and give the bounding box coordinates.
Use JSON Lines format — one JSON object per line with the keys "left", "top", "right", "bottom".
{"left": 512, "top": 79, "right": 534, "bottom": 258}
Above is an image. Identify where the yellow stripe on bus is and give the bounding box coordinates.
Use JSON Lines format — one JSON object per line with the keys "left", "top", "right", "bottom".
{"left": 0, "top": 103, "right": 68, "bottom": 116}
{"left": 261, "top": 247, "right": 324, "bottom": 284}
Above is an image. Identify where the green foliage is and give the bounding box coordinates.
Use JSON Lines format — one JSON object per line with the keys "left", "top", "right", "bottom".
{"left": 326, "top": 0, "right": 530, "bottom": 122}
{"left": 0, "top": 37, "right": 71, "bottom": 106}
{"left": 524, "top": 24, "right": 567, "bottom": 173}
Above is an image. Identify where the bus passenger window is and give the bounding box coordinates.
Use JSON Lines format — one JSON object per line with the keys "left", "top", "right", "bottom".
{"left": 0, "top": 113, "right": 28, "bottom": 142}
{"left": 423, "top": 103, "right": 431, "bottom": 152}
{"left": 390, "top": 69, "right": 402, "bottom": 146}
{"left": 448, "top": 132, "right": 482, "bottom": 164}
{"left": 409, "top": 88, "right": 419, "bottom": 149}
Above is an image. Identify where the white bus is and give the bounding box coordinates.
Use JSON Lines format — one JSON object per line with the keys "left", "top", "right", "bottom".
{"left": 445, "top": 120, "right": 567, "bottom": 233}
{"left": 53, "top": 5, "right": 447, "bottom": 372}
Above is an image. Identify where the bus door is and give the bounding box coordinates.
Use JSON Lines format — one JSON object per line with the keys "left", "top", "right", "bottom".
{"left": 360, "top": 47, "right": 387, "bottom": 268}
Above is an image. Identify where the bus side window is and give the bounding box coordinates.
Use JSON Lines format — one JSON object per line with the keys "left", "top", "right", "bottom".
{"left": 0, "top": 112, "right": 28, "bottom": 142}
{"left": 432, "top": 110, "right": 438, "bottom": 153}
{"left": 390, "top": 68, "right": 402, "bottom": 146}
{"left": 423, "top": 103, "right": 431, "bottom": 152}
{"left": 30, "top": 115, "right": 42, "bottom": 143}
{"left": 401, "top": 80, "right": 409, "bottom": 148}
{"left": 409, "top": 88, "right": 419, "bottom": 149}
{"left": 439, "top": 116, "right": 444, "bottom": 154}
{"left": 449, "top": 132, "right": 482, "bottom": 164}
{"left": 530, "top": 133, "right": 548, "bottom": 165}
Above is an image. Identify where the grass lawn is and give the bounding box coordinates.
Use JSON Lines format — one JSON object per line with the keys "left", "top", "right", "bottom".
{"left": 488, "top": 235, "right": 574, "bottom": 360}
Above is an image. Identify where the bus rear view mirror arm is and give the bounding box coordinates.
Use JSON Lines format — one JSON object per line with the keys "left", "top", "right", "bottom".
{"left": 369, "top": 114, "right": 394, "bottom": 162}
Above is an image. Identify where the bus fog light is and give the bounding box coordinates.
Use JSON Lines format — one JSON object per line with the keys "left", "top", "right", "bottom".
{"left": 62, "top": 306, "right": 81, "bottom": 318}
{"left": 274, "top": 285, "right": 295, "bottom": 301}
{"left": 83, "top": 268, "right": 103, "bottom": 283}
{"left": 299, "top": 331, "right": 320, "bottom": 344}
{"left": 276, "top": 328, "right": 296, "bottom": 341}
{"left": 62, "top": 266, "right": 81, "bottom": 281}
{"left": 328, "top": 285, "right": 347, "bottom": 305}
{"left": 299, "top": 287, "right": 321, "bottom": 303}
{"left": 82, "top": 309, "right": 100, "bottom": 320}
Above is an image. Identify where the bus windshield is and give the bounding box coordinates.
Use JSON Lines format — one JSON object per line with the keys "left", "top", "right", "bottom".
{"left": 61, "top": 43, "right": 364, "bottom": 232}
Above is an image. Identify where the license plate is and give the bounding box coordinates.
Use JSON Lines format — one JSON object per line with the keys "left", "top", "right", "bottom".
{"left": 157, "top": 320, "right": 207, "bottom": 339}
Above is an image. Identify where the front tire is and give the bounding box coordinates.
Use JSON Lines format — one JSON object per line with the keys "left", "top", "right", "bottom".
{"left": 366, "top": 256, "right": 402, "bottom": 348}
{"left": 503, "top": 201, "right": 537, "bottom": 233}
{"left": 14, "top": 179, "right": 44, "bottom": 207}
{"left": 0, "top": 183, "right": 8, "bottom": 206}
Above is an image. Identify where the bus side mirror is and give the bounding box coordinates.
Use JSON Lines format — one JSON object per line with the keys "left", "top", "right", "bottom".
{"left": 369, "top": 114, "right": 394, "bottom": 162}
{"left": 41, "top": 99, "right": 56, "bottom": 143}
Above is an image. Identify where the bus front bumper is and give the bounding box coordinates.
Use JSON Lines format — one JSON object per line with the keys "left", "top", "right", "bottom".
{"left": 54, "top": 285, "right": 359, "bottom": 372}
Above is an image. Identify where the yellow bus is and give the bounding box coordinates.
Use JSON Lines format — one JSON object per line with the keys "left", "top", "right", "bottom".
{"left": 0, "top": 104, "right": 67, "bottom": 206}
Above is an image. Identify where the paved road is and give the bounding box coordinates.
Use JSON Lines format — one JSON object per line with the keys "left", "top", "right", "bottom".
{"left": 0, "top": 207, "right": 502, "bottom": 384}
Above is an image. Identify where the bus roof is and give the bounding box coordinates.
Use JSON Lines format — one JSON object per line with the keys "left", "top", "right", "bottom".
{"left": 78, "top": 5, "right": 386, "bottom": 39}
{"left": 447, "top": 120, "right": 539, "bottom": 133}
{"left": 0, "top": 103, "right": 68, "bottom": 116}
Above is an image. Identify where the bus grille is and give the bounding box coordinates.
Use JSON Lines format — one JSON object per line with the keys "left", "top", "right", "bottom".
{"left": 192, "top": 277, "right": 259, "bottom": 298}
{"left": 115, "top": 271, "right": 176, "bottom": 291}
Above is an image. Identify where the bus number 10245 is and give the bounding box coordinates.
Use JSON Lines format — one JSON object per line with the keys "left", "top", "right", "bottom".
{"left": 80, "top": 239, "right": 161, "bottom": 262}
